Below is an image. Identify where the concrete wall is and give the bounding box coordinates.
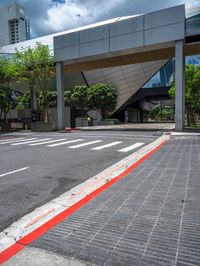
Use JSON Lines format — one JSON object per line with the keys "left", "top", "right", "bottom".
{"left": 9, "top": 107, "right": 71, "bottom": 128}
{"left": 128, "top": 108, "right": 139, "bottom": 122}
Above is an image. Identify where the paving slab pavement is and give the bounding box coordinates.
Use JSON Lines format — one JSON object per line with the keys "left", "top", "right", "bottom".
{"left": 2, "top": 135, "right": 200, "bottom": 265}
{"left": 80, "top": 123, "right": 175, "bottom": 131}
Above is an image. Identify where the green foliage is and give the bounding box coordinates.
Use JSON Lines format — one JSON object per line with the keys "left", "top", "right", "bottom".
{"left": 65, "top": 83, "right": 117, "bottom": 117}
{"left": 0, "top": 57, "right": 19, "bottom": 121}
{"left": 64, "top": 90, "right": 72, "bottom": 107}
{"left": 149, "top": 105, "right": 173, "bottom": 121}
{"left": 70, "top": 86, "right": 88, "bottom": 109}
{"left": 14, "top": 42, "right": 54, "bottom": 82}
{"left": 17, "top": 90, "right": 75, "bottom": 109}
{"left": 87, "top": 83, "right": 117, "bottom": 112}
{"left": 169, "top": 64, "right": 200, "bottom": 126}
{"left": 0, "top": 57, "right": 19, "bottom": 87}
{"left": 17, "top": 91, "right": 31, "bottom": 109}
{"left": 47, "top": 91, "right": 57, "bottom": 107}
{"left": 0, "top": 85, "right": 17, "bottom": 121}
{"left": 14, "top": 42, "right": 54, "bottom": 122}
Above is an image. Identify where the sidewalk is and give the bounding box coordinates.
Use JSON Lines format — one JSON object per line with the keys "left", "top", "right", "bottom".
{"left": 80, "top": 123, "right": 175, "bottom": 132}
{"left": 2, "top": 134, "right": 200, "bottom": 265}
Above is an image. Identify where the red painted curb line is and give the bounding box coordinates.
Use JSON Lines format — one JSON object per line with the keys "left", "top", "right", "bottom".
{"left": 0, "top": 138, "right": 169, "bottom": 264}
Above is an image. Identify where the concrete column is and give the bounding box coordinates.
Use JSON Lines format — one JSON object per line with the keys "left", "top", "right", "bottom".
{"left": 175, "top": 40, "right": 185, "bottom": 132}
{"left": 56, "top": 62, "right": 65, "bottom": 130}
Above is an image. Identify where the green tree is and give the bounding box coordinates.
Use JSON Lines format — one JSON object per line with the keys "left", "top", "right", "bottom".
{"left": 14, "top": 42, "right": 54, "bottom": 122}
{"left": 0, "top": 57, "right": 19, "bottom": 121}
{"left": 70, "top": 85, "right": 88, "bottom": 111}
{"left": 169, "top": 64, "right": 200, "bottom": 126}
{"left": 64, "top": 83, "right": 117, "bottom": 118}
{"left": 0, "top": 85, "right": 17, "bottom": 121}
{"left": 47, "top": 91, "right": 57, "bottom": 107}
{"left": 17, "top": 90, "right": 71, "bottom": 110}
{"left": 17, "top": 91, "right": 31, "bottom": 109}
{"left": 64, "top": 90, "right": 72, "bottom": 107}
{"left": 149, "top": 105, "right": 173, "bottom": 121}
{"left": 149, "top": 105, "right": 160, "bottom": 121}
{"left": 88, "top": 83, "right": 117, "bottom": 118}
{"left": 0, "top": 58, "right": 19, "bottom": 87}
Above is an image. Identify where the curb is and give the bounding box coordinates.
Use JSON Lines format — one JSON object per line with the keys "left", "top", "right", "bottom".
{"left": 80, "top": 128, "right": 172, "bottom": 132}
{"left": 0, "top": 134, "right": 171, "bottom": 264}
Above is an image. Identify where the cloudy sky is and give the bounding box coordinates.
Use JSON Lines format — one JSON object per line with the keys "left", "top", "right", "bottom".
{"left": 0, "top": 0, "right": 199, "bottom": 38}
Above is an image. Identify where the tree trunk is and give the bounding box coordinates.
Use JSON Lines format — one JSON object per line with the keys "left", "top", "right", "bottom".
{"left": 43, "top": 77, "right": 49, "bottom": 123}
{"left": 101, "top": 109, "right": 106, "bottom": 120}
{"left": 30, "top": 80, "right": 37, "bottom": 111}
{"left": 188, "top": 104, "right": 197, "bottom": 126}
{"left": 186, "top": 105, "right": 190, "bottom": 126}
{"left": 43, "top": 104, "right": 48, "bottom": 123}
{"left": 3, "top": 110, "right": 7, "bottom": 123}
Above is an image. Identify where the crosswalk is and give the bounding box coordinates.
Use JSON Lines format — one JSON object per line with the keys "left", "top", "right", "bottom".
{"left": 0, "top": 137, "right": 145, "bottom": 153}
{"left": 91, "top": 141, "right": 122, "bottom": 150}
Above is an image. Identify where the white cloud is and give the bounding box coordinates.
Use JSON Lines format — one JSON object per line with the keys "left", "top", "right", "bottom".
{"left": 1, "top": 0, "right": 199, "bottom": 37}
{"left": 185, "top": 0, "right": 200, "bottom": 8}
{"left": 44, "top": 0, "right": 125, "bottom": 32}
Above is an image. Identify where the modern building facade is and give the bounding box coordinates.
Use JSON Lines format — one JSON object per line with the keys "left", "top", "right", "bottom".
{"left": 0, "top": 3, "right": 30, "bottom": 47}
{"left": 53, "top": 5, "right": 200, "bottom": 131}
{"left": 0, "top": 4, "right": 200, "bottom": 131}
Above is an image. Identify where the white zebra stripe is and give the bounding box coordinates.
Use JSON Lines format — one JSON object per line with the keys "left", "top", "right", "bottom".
{"left": 92, "top": 141, "right": 122, "bottom": 150}
{"left": 48, "top": 139, "right": 84, "bottom": 147}
{"left": 30, "top": 139, "right": 67, "bottom": 146}
{"left": 118, "top": 142, "right": 144, "bottom": 152}
{"left": 0, "top": 138, "right": 38, "bottom": 145}
{"left": 11, "top": 138, "right": 51, "bottom": 145}
{"left": 69, "top": 140, "right": 102, "bottom": 149}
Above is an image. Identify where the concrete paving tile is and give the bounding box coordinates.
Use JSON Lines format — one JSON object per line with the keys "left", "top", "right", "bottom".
{"left": 27, "top": 136, "right": 200, "bottom": 266}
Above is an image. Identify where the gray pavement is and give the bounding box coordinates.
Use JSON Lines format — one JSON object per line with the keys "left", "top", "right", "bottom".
{"left": 0, "top": 131, "right": 157, "bottom": 231}
{"left": 80, "top": 123, "right": 175, "bottom": 131}
{"left": 4, "top": 134, "right": 200, "bottom": 265}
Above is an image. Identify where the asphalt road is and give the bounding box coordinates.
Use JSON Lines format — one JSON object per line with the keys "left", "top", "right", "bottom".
{"left": 0, "top": 130, "right": 159, "bottom": 231}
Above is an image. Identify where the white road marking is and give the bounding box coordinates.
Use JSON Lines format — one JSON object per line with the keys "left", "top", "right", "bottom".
{"left": 0, "top": 138, "right": 38, "bottom": 145}
{"left": 69, "top": 140, "right": 102, "bottom": 149}
{"left": 91, "top": 141, "right": 122, "bottom": 150}
{"left": 0, "top": 167, "right": 29, "bottom": 177}
{"left": 30, "top": 139, "right": 67, "bottom": 146}
{"left": 48, "top": 139, "right": 84, "bottom": 147}
{"left": 11, "top": 138, "right": 51, "bottom": 145}
{"left": 118, "top": 142, "right": 144, "bottom": 152}
{"left": 0, "top": 137, "right": 25, "bottom": 143}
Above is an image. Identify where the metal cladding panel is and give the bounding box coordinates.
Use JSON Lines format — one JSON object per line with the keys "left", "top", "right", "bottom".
{"left": 84, "top": 59, "right": 168, "bottom": 112}
{"left": 144, "top": 5, "right": 185, "bottom": 30}
{"left": 80, "top": 39, "right": 109, "bottom": 57}
{"left": 80, "top": 25, "right": 109, "bottom": 43}
{"left": 110, "top": 31, "right": 144, "bottom": 52}
{"left": 110, "top": 15, "right": 143, "bottom": 36}
{"left": 53, "top": 5, "right": 185, "bottom": 63}
{"left": 54, "top": 32, "right": 80, "bottom": 49}
{"left": 144, "top": 23, "right": 185, "bottom": 46}
{"left": 144, "top": 5, "right": 185, "bottom": 45}
{"left": 55, "top": 45, "right": 80, "bottom": 62}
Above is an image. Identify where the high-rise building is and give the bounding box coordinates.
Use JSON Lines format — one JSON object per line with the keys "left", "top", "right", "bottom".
{"left": 0, "top": 3, "right": 30, "bottom": 47}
